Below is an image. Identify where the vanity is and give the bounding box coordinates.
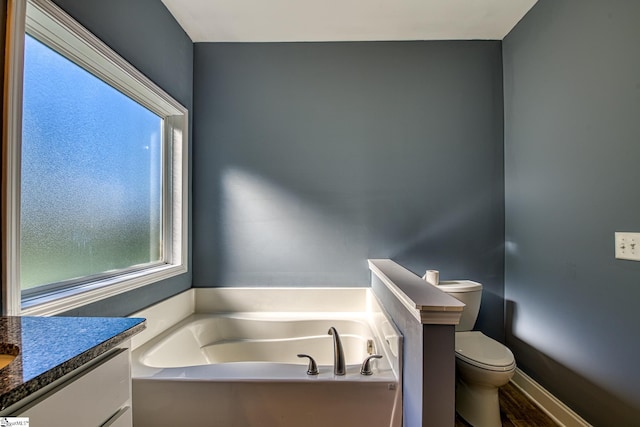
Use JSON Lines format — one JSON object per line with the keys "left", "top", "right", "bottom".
{"left": 0, "top": 316, "right": 145, "bottom": 426}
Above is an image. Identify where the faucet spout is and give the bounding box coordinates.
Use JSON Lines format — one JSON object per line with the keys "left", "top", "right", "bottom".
{"left": 328, "top": 327, "right": 346, "bottom": 375}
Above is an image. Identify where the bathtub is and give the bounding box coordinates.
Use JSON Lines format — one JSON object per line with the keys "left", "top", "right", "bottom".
{"left": 131, "top": 288, "right": 402, "bottom": 427}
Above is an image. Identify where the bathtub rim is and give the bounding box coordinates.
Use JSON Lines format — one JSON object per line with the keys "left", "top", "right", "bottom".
{"left": 130, "top": 287, "right": 402, "bottom": 382}
{"left": 132, "top": 311, "right": 395, "bottom": 379}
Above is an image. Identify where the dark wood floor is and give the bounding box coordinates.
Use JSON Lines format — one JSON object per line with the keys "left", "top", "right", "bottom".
{"left": 455, "top": 381, "right": 559, "bottom": 427}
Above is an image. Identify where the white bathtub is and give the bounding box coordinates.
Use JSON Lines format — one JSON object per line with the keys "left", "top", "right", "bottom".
{"left": 131, "top": 288, "right": 402, "bottom": 427}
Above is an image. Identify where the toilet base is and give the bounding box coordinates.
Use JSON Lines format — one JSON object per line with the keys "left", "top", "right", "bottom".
{"left": 455, "top": 376, "right": 502, "bottom": 427}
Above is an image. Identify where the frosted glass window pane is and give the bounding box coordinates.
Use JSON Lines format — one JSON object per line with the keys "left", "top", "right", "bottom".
{"left": 20, "top": 34, "right": 163, "bottom": 291}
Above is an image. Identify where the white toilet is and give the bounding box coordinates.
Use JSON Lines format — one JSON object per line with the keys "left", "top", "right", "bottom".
{"left": 438, "top": 281, "right": 516, "bottom": 427}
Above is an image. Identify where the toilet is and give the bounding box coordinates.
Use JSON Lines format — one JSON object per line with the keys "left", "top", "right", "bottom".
{"left": 438, "top": 281, "right": 516, "bottom": 427}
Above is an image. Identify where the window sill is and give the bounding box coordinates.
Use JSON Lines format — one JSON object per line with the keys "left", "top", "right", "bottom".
{"left": 21, "top": 264, "right": 188, "bottom": 316}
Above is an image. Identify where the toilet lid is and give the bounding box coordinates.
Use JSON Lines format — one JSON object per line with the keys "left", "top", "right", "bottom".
{"left": 455, "top": 331, "right": 515, "bottom": 372}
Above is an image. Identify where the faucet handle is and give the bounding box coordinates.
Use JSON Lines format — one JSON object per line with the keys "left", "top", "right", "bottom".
{"left": 297, "top": 354, "right": 319, "bottom": 375}
{"left": 360, "top": 354, "right": 383, "bottom": 375}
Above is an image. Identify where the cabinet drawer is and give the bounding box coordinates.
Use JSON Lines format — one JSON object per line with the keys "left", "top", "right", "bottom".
{"left": 19, "top": 349, "right": 131, "bottom": 427}
{"left": 102, "top": 406, "right": 132, "bottom": 427}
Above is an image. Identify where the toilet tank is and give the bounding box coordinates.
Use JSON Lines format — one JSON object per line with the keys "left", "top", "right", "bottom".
{"left": 436, "top": 281, "right": 483, "bottom": 332}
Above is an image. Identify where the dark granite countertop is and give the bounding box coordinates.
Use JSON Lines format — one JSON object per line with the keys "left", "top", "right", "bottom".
{"left": 0, "top": 316, "right": 146, "bottom": 411}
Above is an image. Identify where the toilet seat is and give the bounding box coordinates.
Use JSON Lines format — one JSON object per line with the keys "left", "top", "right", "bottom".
{"left": 455, "top": 331, "right": 515, "bottom": 372}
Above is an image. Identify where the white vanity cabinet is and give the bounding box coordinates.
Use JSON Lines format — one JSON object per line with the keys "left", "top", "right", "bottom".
{"left": 13, "top": 348, "right": 132, "bottom": 427}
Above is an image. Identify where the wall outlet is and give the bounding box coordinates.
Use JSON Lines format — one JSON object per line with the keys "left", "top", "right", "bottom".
{"left": 615, "top": 232, "right": 640, "bottom": 261}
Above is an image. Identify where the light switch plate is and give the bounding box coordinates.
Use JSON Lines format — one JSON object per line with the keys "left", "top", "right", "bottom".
{"left": 615, "top": 232, "right": 640, "bottom": 261}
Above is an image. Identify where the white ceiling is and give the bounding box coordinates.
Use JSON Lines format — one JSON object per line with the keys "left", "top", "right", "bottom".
{"left": 161, "top": 0, "right": 537, "bottom": 43}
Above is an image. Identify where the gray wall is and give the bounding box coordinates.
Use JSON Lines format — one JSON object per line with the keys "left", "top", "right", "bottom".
{"left": 503, "top": 0, "right": 640, "bottom": 424}
{"left": 51, "top": 0, "right": 193, "bottom": 316}
{"left": 193, "top": 41, "right": 506, "bottom": 339}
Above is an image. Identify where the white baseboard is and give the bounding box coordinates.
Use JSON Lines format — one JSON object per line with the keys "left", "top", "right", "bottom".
{"left": 511, "top": 368, "right": 592, "bottom": 427}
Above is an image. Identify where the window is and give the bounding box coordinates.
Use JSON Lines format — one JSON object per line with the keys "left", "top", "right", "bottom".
{"left": 2, "top": 0, "right": 188, "bottom": 315}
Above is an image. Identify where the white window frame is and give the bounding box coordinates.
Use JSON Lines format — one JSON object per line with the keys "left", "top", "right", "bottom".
{"left": 2, "top": 0, "right": 188, "bottom": 316}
